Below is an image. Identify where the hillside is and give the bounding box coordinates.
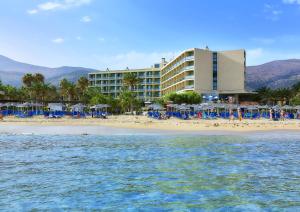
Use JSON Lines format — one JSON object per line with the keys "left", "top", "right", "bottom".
{"left": 0, "top": 55, "right": 96, "bottom": 86}
{"left": 246, "top": 59, "right": 300, "bottom": 90}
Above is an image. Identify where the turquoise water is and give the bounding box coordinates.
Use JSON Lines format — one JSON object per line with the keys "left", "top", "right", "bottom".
{"left": 0, "top": 133, "right": 300, "bottom": 211}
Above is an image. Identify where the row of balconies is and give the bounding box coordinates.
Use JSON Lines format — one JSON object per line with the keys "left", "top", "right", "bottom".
{"left": 161, "top": 84, "right": 194, "bottom": 95}
{"left": 161, "top": 65, "right": 194, "bottom": 83}
{"left": 101, "top": 89, "right": 160, "bottom": 93}
{"left": 161, "top": 76, "right": 194, "bottom": 90}
{"left": 161, "top": 55, "right": 194, "bottom": 76}
{"left": 89, "top": 73, "right": 160, "bottom": 80}
{"left": 92, "top": 81, "right": 160, "bottom": 86}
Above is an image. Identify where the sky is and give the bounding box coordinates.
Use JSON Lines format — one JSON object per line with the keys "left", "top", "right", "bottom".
{"left": 1, "top": 0, "right": 300, "bottom": 69}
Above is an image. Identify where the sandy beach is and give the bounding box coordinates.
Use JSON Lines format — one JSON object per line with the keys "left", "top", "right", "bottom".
{"left": 0, "top": 115, "right": 300, "bottom": 134}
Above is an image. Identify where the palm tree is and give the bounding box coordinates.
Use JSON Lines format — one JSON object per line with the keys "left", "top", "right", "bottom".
{"left": 22, "top": 73, "right": 34, "bottom": 87}
{"left": 60, "top": 79, "right": 71, "bottom": 101}
{"left": 76, "top": 77, "right": 89, "bottom": 101}
{"left": 31, "top": 82, "right": 56, "bottom": 102}
{"left": 273, "top": 88, "right": 292, "bottom": 105}
{"left": 44, "top": 85, "right": 59, "bottom": 101}
{"left": 118, "top": 90, "right": 141, "bottom": 113}
{"left": 255, "top": 87, "right": 272, "bottom": 104}
{"left": 292, "top": 82, "right": 300, "bottom": 96}
{"left": 0, "top": 80, "right": 5, "bottom": 99}
{"left": 123, "top": 73, "right": 142, "bottom": 91}
{"left": 60, "top": 78, "right": 77, "bottom": 101}
{"left": 34, "top": 73, "right": 45, "bottom": 84}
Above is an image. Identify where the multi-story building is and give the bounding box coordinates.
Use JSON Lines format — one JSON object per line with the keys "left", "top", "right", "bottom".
{"left": 88, "top": 47, "right": 248, "bottom": 102}
{"left": 160, "top": 47, "right": 247, "bottom": 100}
{"left": 88, "top": 61, "right": 166, "bottom": 101}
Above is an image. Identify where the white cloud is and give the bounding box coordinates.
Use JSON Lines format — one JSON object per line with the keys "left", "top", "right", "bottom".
{"left": 38, "top": 2, "right": 62, "bottom": 11}
{"left": 27, "top": 0, "right": 92, "bottom": 14}
{"left": 272, "top": 10, "right": 282, "bottom": 15}
{"left": 282, "top": 0, "right": 300, "bottom": 4}
{"left": 98, "top": 37, "right": 105, "bottom": 42}
{"left": 247, "top": 48, "right": 264, "bottom": 65}
{"left": 251, "top": 37, "right": 275, "bottom": 45}
{"left": 80, "top": 16, "right": 91, "bottom": 23}
{"left": 52, "top": 38, "right": 64, "bottom": 44}
{"left": 246, "top": 47, "right": 300, "bottom": 65}
{"left": 248, "top": 48, "right": 264, "bottom": 59}
{"left": 251, "top": 35, "right": 300, "bottom": 45}
{"left": 263, "top": 4, "right": 282, "bottom": 21}
{"left": 90, "top": 51, "right": 179, "bottom": 70}
{"left": 27, "top": 9, "right": 38, "bottom": 14}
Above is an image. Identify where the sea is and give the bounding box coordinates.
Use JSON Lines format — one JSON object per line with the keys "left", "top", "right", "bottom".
{"left": 0, "top": 132, "right": 300, "bottom": 211}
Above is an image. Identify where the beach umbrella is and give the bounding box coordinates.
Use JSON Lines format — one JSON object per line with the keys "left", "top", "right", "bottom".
{"left": 4, "top": 102, "right": 17, "bottom": 107}
{"left": 17, "top": 102, "right": 32, "bottom": 108}
{"left": 48, "top": 103, "right": 65, "bottom": 111}
{"left": 2, "top": 103, "right": 18, "bottom": 114}
{"left": 71, "top": 103, "right": 86, "bottom": 112}
{"left": 31, "top": 103, "right": 43, "bottom": 107}
{"left": 91, "top": 104, "right": 110, "bottom": 114}
{"left": 214, "top": 103, "right": 226, "bottom": 109}
{"left": 178, "top": 104, "right": 190, "bottom": 111}
{"left": 246, "top": 105, "right": 258, "bottom": 110}
{"left": 293, "top": 105, "right": 300, "bottom": 110}
{"left": 281, "top": 105, "right": 293, "bottom": 110}
{"left": 92, "top": 104, "right": 110, "bottom": 109}
{"left": 257, "top": 105, "right": 269, "bottom": 109}
{"left": 147, "top": 104, "right": 163, "bottom": 111}
{"left": 272, "top": 105, "right": 281, "bottom": 111}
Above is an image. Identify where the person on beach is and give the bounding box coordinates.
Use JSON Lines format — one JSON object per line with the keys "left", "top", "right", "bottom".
{"left": 238, "top": 108, "right": 242, "bottom": 121}
{"left": 197, "top": 111, "right": 202, "bottom": 119}
{"left": 280, "top": 110, "right": 285, "bottom": 121}
{"left": 229, "top": 109, "right": 234, "bottom": 121}
{"left": 269, "top": 108, "right": 273, "bottom": 121}
{"left": 0, "top": 111, "right": 3, "bottom": 121}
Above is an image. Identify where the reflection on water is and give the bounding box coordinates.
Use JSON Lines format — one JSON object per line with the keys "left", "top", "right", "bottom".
{"left": 0, "top": 134, "right": 300, "bottom": 211}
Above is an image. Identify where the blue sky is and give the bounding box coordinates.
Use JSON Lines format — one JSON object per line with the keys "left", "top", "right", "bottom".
{"left": 1, "top": 0, "right": 300, "bottom": 69}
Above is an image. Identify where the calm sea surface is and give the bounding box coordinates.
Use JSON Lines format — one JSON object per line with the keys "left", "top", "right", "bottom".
{"left": 0, "top": 133, "right": 300, "bottom": 211}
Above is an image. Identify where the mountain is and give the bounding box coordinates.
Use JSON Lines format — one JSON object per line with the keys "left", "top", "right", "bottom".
{"left": 0, "top": 55, "right": 96, "bottom": 86}
{"left": 1, "top": 54, "right": 300, "bottom": 89}
{"left": 246, "top": 59, "right": 300, "bottom": 90}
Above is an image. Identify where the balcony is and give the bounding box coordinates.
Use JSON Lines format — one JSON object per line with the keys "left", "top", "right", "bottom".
{"left": 184, "top": 75, "right": 194, "bottom": 80}
{"left": 145, "top": 75, "right": 160, "bottom": 78}
{"left": 185, "top": 56, "right": 194, "bottom": 61}
{"left": 161, "top": 65, "right": 194, "bottom": 84}
{"left": 161, "top": 56, "right": 194, "bottom": 75}
{"left": 184, "top": 65, "right": 194, "bottom": 71}
{"left": 185, "top": 85, "right": 194, "bottom": 90}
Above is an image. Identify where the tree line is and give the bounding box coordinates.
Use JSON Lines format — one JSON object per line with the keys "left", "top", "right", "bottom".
{"left": 0, "top": 72, "right": 154, "bottom": 113}
{"left": 0, "top": 73, "right": 89, "bottom": 103}
{"left": 2, "top": 71, "right": 298, "bottom": 113}
{"left": 252, "top": 82, "right": 300, "bottom": 105}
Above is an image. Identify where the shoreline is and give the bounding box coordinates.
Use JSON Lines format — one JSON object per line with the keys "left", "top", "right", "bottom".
{"left": 1, "top": 115, "right": 300, "bottom": 135}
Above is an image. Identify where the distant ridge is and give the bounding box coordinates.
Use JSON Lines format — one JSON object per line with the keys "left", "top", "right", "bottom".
{"left": 0, "top": 54, "right": 300, "bottom": 89}
{"left": 246, "top": 59, "right": 300, "bottom": 90}
{"left": 0, "top": 55, "right": 96, "bottom": 86}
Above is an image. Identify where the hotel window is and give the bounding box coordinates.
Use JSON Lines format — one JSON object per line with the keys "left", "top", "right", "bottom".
{"left": 212, "top": 52, "right": 218, "bottom": 90}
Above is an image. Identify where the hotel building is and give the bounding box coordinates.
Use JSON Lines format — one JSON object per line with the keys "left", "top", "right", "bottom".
{"left": 88, "top": 61, "right": 166, "bottom": 101}
{"left": 88, "top": 47, "right": 247, "bottom": 101}
{"left": 161, "top": 48, "right": 247, "bottom": 99}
